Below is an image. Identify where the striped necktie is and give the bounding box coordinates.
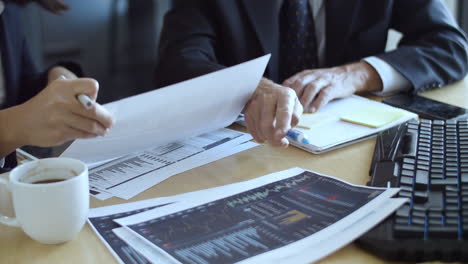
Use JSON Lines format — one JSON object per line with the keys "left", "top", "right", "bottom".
{"left": 280, "top": 0, "right": 318, "bottom": 82}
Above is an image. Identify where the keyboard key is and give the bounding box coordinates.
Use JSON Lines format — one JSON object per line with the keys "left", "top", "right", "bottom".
{"left": 446, "top": 217, "right": 458, "bottom": 225}
{"left": 432, "top": 145, "right": 444, "bottom": 151}
{"left": 428, "top": 225, "right": 459, "bottom": 239}
{"left": 446, "top": 197, "right": 459, "bottom": 205}
{"left": 446, "top": 211, "right": 459, "bottom": 218}
{"left": 411, "top": 216, "right": 426, "bottom": 225}
{"left": 394, "top": 224, "right": 425, "bottom": 239}
{"left": 401, "top": 169, "right": 414, "bottom": 177}
{"left": 428, "top": 211, "right": 443, "bottom": 219}
{"left": 400, "top": 185, "right": 413, "bottom": 192}
{"left": 419, "top": 151, "right": 431, "bottom": 157}
{"left": 419, "top": 143, "right": 431, "bottom": 149}
{"left": 402, "top": 164, "right": 415, "bottom": 171}
{"left": 399, "top": 190, "right": 412, "bottom": 199}
{"left": 428, "top": 192, "right": 444, "bottom": 211}
{"left": 400, "top": 176, "right": 413, "bottom": 186}
{"left": 446, "top": 144, "right": 457, "bottom": 149}
{"left": 446, "top": 167, "right": 458, "bottom": 172}
{"left": 446, "top": 172, "right": 458, "bottom": 178}
{"left": 403, "top": 157, "right": 415, "bottom": 164}
{"left": 431, "top": 179, "right": 458, "bottom": 191}
{"left": 415, "top": 170, "right": 429, "bottom": 190}
{"left": 433, "top": 120, "right": 445, "bottom": 126}
{"left": 420, "top": 138, "right": 431, "bottom": 145}
{"left": 447, "top": 153, "right": 458, "bottom": 158}
{"left": 414, "top": 191, "right": 428, "bottom": 203}
{"left": 462, "top": 173, "right": 468, "bottom": 184}
{"left": 412, "top": 208, "right": 427, "bottom": 218}
{"left": 445, "top": 190, "right": 459, "bottom": 197}
{"left": 396, "top": 205, "right": 411, "bottom": 218}
{"left": 417, "top": 164, "right": 430, "bottom": 171}
{"left": 446, "top": 205, "right": 459, "bottom": 211}
{"left": 417, "top": 160, "right": 430, "bottom": 166}
{"left": 395, "top": 217, "right": 409, "bottom": 225}
{"left": 445, "top": 185, "right": 460, "bottom": 192}
{"left": 430, "top": 173, "right": 444, "bottom": 179}
{"left": 446, "top": 161, "right": 458, "bottom": 167}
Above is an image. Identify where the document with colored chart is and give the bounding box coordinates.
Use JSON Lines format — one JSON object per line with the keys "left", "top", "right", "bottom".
{"left": 109, "top": 168, "right": 406, "bottom": 264}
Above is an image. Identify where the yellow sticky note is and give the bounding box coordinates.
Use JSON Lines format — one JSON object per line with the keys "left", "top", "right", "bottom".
{"left": 340, "top": 108, "right": 405, "bottom": 128}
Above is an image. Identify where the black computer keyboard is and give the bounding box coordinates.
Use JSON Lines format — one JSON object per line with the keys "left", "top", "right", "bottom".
{"left": 358, "top": 119, "right": 468, "bottom": 262}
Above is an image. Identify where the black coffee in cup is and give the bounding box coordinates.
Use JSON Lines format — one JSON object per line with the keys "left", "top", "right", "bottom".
{"left": 31, "top": 179, "right": 66, "bottom": 184}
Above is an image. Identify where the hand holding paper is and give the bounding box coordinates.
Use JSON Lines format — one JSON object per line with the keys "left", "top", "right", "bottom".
{"left": 61, "top": 55, "right": 270, "bottom": 164}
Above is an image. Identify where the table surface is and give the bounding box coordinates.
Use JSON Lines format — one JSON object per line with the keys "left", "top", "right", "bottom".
{"left": 1, "top": 77, "right": 467, "bottom": 264}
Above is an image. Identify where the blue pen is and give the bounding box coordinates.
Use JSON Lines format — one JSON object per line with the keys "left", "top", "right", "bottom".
{"left": 286, "top": 129, "right": 310, "bottom": 144}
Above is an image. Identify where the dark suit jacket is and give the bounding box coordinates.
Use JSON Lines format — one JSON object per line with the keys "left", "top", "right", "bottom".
{"left": 156, "top": 0, "right": 468, "bottom": 92}
{"left": 0, "top": 3, "right": 47, "bottom": 170}
{"left": 0, "top": 3, "right": 82, "bottom": 171}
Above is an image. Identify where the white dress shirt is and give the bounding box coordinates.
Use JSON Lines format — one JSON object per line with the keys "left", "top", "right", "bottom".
{"left": 278, "top": 0, "right": 411, "bottom": 95}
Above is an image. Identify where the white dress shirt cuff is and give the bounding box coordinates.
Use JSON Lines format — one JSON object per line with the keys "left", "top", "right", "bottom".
{"left": 363, "top": 56, "right": 411, "bottom": 96}
{"left": 0, "top": 157, "right": 4, "bottom": 168}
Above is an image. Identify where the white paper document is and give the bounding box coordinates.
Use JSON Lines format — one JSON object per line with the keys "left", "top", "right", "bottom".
{"left": 61, "top": 55, "right": 270, "bottom": 164}
{"left": 89, "top": 129, "right": 258, "bottom": 200}
{"left": 110, "top": 168, "right": 406, "bottom": 264}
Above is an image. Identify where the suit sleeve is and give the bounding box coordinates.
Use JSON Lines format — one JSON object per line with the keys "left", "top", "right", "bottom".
{"left": 377, "top": 0, "right": 468, "bottom": 93}
{"left": 17, "top": 35, "right": 48, "bottom": 104}
{"left": 155, "top": 2, "right": 226, "bottom": 88}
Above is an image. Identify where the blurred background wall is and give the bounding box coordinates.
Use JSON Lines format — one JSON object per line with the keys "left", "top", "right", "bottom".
{"left": 21, "top": 0, "right": 467, "bottom": 104}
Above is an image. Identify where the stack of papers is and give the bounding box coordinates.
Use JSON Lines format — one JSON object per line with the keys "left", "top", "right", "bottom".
{"left": 88, "top": 168, "right": 406, "bottom": 264}
{"left": 90, "top": 128, "right": 257, "bottom": 200}
{"left": 58, "top": 55, "right": 271, "bottom": 199}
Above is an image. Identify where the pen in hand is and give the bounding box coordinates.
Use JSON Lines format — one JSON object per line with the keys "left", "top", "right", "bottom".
{"left": 77, "top": 94, "right": 94, "bottom": 109}
{"left": 286, "top": 129, "right": 310, "bottom": 144}
{"left": 57, "top": 75, "right": 95, "bottom": 110}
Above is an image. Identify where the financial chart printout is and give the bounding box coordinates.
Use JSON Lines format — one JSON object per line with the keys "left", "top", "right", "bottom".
{"left": 127, "top": 171, "right": 385, "bottom": 264}
{"left": 89, "top": 203, "right": 171, "bottom": 264}
{"left": 88, "top": 128, "right": 251, "bottom": 199}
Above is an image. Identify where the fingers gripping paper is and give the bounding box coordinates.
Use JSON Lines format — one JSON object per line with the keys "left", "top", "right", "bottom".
{"left": 61, "top": 55, "right": 270, "bottom": 164}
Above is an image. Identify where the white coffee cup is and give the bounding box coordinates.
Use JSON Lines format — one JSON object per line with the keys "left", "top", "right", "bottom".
{"left": 0, "top": 158, "right": 89, "bottom": 244}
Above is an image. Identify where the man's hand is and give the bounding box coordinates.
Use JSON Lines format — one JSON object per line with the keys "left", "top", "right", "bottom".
{"left": 283, "top": 61, "right": 383, "bottom": 112}
{"left": 6, "top": 78, "right": 114, "bottom": 149}
{"left": 244, "top": 78, "right": 302, "bottom": 147}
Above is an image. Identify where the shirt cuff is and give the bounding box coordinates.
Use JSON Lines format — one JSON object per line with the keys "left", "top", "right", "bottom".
{"left": 0, "top": 158, "right": 4, "bottom": 168}
{"left": 363, "top": 56, "right": 411, "bottom": 96}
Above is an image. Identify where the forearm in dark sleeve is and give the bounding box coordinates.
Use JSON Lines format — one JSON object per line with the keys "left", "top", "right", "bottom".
{"left": 155, "top": 2, "right": 226, "bottom": 88}
{"left": 377, "top": 0, "right": 468, "bottom": 93}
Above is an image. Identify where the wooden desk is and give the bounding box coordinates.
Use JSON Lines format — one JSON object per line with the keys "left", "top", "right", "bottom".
{"left": 1, "top": 78, "right": 467, "bottom": 264}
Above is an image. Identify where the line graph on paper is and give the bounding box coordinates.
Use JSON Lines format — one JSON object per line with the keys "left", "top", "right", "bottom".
{"left": 128, "top": 171, "right": 384, "bottom": 264}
